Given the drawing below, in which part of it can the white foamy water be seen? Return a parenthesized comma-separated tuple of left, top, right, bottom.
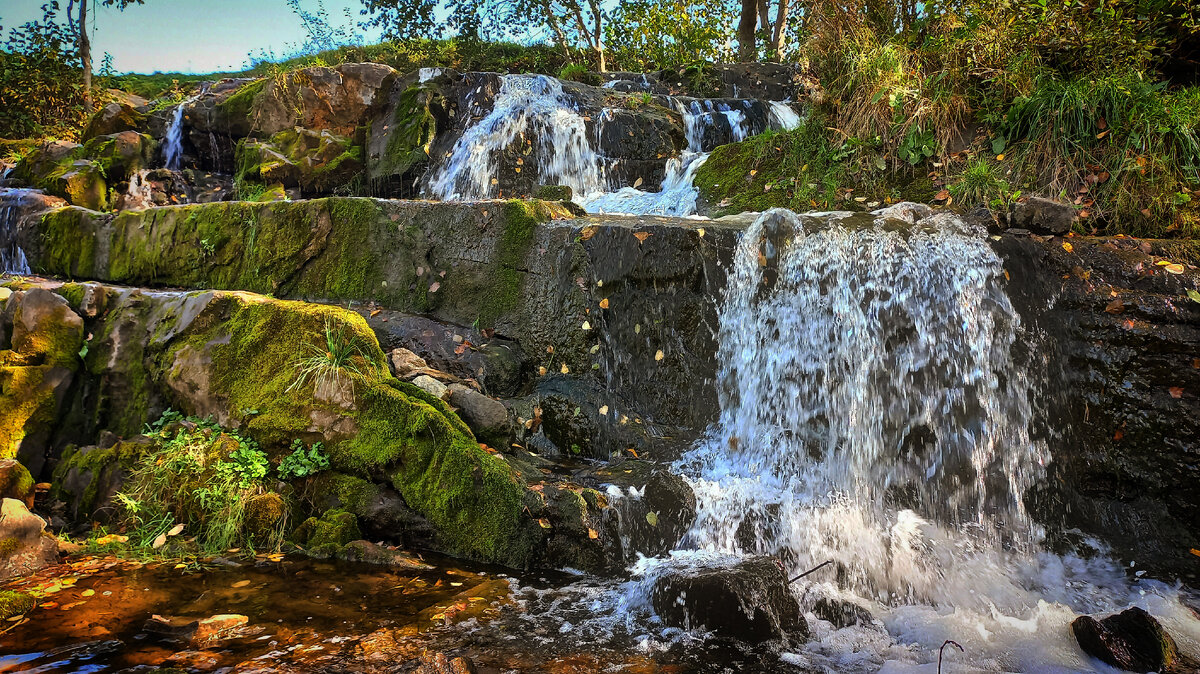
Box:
(429, 76, 775, 216)
(162, 86, 208, 170)
(769, 101, 803, 130)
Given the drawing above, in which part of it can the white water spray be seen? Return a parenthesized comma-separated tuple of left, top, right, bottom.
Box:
(1, 189, 35, 275)
(768, 101, 803, 130)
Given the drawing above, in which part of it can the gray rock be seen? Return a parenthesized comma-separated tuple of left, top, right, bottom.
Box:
(447, 384, 509, 443)
(1009, 196, 1077, 234)
(412, 374, 448, 399)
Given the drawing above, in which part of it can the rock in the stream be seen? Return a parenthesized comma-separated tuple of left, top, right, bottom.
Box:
(1071, 607, 1179, 672)
(1008, 196, 1077, 235)
(414, 651, 477, 674)
(447, 384, 508, 443)
(0, 498, 59, 580)
(389, 347, 429, 377)
(577, 460, 696, 562)
(412, 374, 449, 399)
(810, 596, 875, 629)
(340, 540, 432, 570)
(145, 613, 251, 646)
(651, 556, 808, 643)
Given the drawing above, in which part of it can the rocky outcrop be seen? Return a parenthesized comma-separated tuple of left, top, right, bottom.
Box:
(997, 233, 1200, 579)
(12, 133, 158, 211)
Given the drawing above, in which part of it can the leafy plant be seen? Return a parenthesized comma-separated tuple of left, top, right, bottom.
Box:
(898, 127, 937, 165)
(278, 439, 331, 480)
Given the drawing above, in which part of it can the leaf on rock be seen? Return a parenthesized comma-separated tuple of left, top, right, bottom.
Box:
(599, 298, 609, 309)
(1105, 299, 1124, 314)
(588, 528, 599, 539)
(654, 349, 664, 361)
(645, 512, 659, 527)
(1062, 242, 1074, 253)
(580, 225, 599, 241)
(538, 518, 552, 529)
(633, 231, 651, 243)
(1169, 387, 1183, 399)
(1164, 263, 1184, 274)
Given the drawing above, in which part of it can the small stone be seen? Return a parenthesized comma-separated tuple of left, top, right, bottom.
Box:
(412, 375, 449, 399)
(192, 614, 249, 644)
(389, 348, 428, 377)
(447, 385, 508, 441)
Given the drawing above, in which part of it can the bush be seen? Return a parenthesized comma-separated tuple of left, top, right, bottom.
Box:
(278, 439, 331, 480)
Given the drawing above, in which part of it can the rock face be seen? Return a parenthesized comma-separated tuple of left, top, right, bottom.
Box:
(1071, 607, 1179, 672)
(0, 497, 59, 579)
(651, 556, 808, 643)
(997, 233, 1200, 579)
(1008, 196, 1077, 234)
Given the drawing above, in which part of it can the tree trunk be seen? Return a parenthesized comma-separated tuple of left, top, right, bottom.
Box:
(738, 0, 757, 62)
(80, 0, 92, 108)
(770, 0, 791, 62)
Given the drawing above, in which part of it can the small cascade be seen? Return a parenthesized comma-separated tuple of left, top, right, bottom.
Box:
(163, 86, 209, 170)
(1, 189, 35, 275)
(122, 169, 157, 210)
(428, 75, 604, 201)
(767, 101, 803, 130)
(418, 67, 443, 83)
(578, 99, 753, 217)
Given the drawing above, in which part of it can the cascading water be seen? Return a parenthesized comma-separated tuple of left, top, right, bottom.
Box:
(768, 101, 803, 131)
(578, 99, 750, 217)
(428, 75, 604, 201)
(1, 189, 34, 275)
(162, 87, 208, 170)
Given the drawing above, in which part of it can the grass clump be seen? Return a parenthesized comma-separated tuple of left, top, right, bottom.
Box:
(286, 316, 370, 395)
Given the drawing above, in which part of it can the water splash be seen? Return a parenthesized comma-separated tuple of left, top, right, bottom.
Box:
(428, 75, 604, 201)
(163, 86, 208, 170)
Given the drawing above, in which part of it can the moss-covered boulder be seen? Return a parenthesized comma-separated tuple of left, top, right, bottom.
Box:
(0, 288, 84, 473)
(243, 492, 288, 540)
(293, 509, 362, 556)
(82, 100, 148, 141)
(0, 459, 34, 508)
(0, 497, 58, 580)
(0, 589, 35, 619)
(366, 84, 440, 195)
(51, 438, 154, 522)
(235, 128, 363, 196)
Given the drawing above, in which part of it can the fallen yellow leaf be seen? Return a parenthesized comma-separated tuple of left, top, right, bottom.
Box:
(599, 298, 609, 309)
(1062, 242, 1074, 253)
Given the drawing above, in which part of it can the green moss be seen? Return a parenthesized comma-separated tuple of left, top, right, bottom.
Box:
(372, 86, 438, 181)
(0, 538, 21, 558)
(533, 185, 573, 201)
(216, 79, 267, 124)
(293, 508, 361, 555)
(79, 133, 156, 183)
(37, 208, 102, 278)
(0, 590, 34, 619)
(315, 472, 381, 514)
(472, 199, 549, 329)
(243, 492, 287, 539)
(0, 459, 34, 502)
(51, 440, 149, 518)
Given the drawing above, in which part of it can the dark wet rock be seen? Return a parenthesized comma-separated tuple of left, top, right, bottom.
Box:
(1008, 196, 1077, 234)
(51, 437, 154, 522)
(362, 307, 525, 398)
(0, 459, 34, 508)
(999, 234, 1200, 579)
(1071, 607, 1179, 672)
(575, 459, 696, 563)
(651, 556, 809, 643)
(145, 613, 251, 646)
(810, 596, 875, 629)
(0, 497, 59, 580)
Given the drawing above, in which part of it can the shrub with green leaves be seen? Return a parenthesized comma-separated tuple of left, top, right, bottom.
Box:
(278, 439, 331, 480)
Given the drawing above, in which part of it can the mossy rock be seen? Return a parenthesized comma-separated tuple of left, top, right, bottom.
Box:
(51, 438, 153, 521)
(294, 508, 361, 556)
(533, 185, 573, 201)
(244, 492, 287, 540)
(0, 460, 34, 507)
(368, 84, 439, 189)
(13, 132, 156, 210)
(0, 590, 34, 619)
(235, 128, 363, 196)
(82, 100, 148, 141)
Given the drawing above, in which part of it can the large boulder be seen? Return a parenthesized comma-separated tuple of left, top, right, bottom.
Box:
(0, 459, 34, 508)
(651, 556, 808, 643)
(0, 498, 59, 579)
(235, 127, 364, 196)
(1008, 196, 1077, 234)
(82, 99, 148, 141)
(0, 288, 84, 474)
(1071, 607, 1179, 672)
(11, 132, 156, 210)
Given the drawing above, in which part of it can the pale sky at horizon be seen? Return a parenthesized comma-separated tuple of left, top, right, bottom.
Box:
(0, 0, 381, 74)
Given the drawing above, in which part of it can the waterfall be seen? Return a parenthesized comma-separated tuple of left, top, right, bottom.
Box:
(162, 87, 208, 170)
(1, 189, 34, 275)
(681, 208, 1045, 603)
(578, 99, 752, 217)
(428, 75, 604, 201)
(768, 101, 803, 130)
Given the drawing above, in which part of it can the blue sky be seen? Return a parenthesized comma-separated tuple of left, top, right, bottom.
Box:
(0, 0, 381, 74)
